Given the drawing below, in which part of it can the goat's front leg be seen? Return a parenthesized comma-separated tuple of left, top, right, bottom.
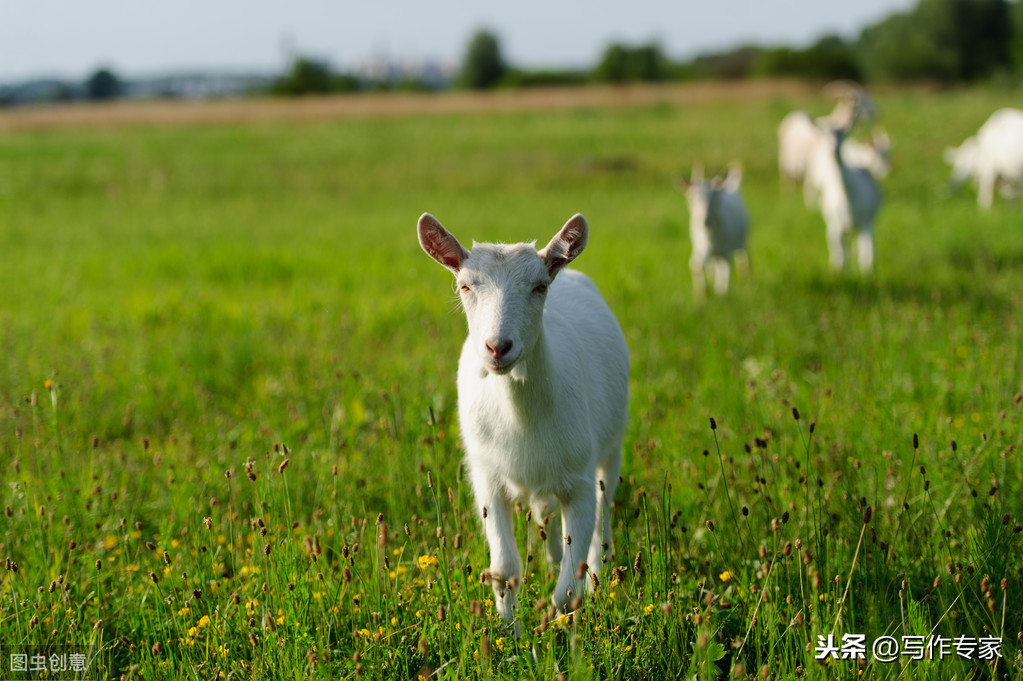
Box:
(977, 168, 996, 210)
(826, 222, 847, 270)
(552, 478, 596, 614)
(713, 258, 731, 296)
(690, 257, 707, 303)
(474, 472, 521, 631)
(856, 227, 874, 272)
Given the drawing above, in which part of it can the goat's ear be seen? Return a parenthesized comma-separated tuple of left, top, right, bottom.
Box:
(723, 161, 743, 192)
(691, 164, 705, 185)
(539, 213, 588, 277)
(873, 128, 890, 149)
(418, 213, 469, 274)
(675, 175, 691, 191)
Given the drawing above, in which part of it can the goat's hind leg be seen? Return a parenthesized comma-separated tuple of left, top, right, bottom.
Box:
(530, 495, 562, 566)
(589, 455, 621, 573)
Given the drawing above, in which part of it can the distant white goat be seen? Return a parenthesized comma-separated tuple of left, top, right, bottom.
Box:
(778, 82, 879, 204)
(418, 213, 630, 633)
(804, 127, 892, 208)
(778, 110, 821, 186)
(842, 128, 892, 180)
(944, 107, 1023, 209)
(678, 163, 750, 301)
(807, 125, 883, 271)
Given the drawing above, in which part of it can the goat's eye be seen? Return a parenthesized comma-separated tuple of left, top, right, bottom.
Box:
(460, 284, 471, 293)
(533, 283, 548, 294)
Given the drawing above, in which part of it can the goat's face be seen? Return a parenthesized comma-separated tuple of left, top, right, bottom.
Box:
(457, 246, 550, 374)
(944, 137, 980, 190)
(418, 213, 589, 376)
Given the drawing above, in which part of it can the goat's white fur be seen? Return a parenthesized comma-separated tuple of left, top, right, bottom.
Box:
(807, 125, 883, 271)
(678, 163, 750, 301)
(803, 127, 891, 208)
(944, 108, 1023, 210)
(418, 213, 630, 633)
(777, 82, 881, 207)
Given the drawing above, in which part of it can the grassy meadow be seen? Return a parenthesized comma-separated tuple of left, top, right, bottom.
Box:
(1, 83, 1022, 680)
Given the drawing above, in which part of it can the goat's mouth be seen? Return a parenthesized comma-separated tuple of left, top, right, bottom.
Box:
(485, 354, 521, 375)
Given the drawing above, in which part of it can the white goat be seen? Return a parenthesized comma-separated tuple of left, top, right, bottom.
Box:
(804, 127, 892, 208)
(778, 110, 821, 186)
(678, 163, 750, 301)
(807, 125, 882, 271)
(944, 107, 1023, 209)
(418, 213, 630, 632)
(777, 83, 880, 206)
(842, 128, 892, 180)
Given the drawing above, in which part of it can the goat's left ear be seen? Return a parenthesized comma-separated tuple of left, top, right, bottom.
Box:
(418, 213, 470, 274)
(723, 161, 743, 192)
(539, 213, 588, 277)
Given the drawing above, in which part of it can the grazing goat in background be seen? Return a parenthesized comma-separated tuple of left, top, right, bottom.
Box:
(777, 81, 883, 207)
(678, 163, 750, 302)
(804, 127, 892, 208)
(944, 107, 1023, 209)
(808, 125, 882, 271)
(418, 213, 630, 635)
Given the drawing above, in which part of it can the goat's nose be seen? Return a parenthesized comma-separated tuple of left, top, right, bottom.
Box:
(485, 338, 513, 360)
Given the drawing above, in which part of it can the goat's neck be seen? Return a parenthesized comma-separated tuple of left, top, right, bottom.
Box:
(832, 135, 856, 190)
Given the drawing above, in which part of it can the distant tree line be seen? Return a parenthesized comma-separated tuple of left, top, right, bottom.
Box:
(489, 0, 1021, 87)
(2, 0, 1020, 107)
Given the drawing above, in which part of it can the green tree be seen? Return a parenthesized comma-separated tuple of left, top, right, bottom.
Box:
(272, 57, 333, 95)
(859, 0, 1013, 82)
(595, 44, 631, 83)
(594, 42, 669, 83)
(754, 35, 862, 81)
(460, 29, 507, 89)
(85, 68, 122, 100)
(1015, 0, 1023, 71)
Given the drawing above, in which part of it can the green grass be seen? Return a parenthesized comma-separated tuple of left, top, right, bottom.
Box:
(1, 84, 1021, 680)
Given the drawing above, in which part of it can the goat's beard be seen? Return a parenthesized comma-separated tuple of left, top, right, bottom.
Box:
(479, 360, 528, 382)
(510, 361, 527, 382)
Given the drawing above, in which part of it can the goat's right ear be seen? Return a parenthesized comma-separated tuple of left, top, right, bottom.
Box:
(418, 213, 470, 274)
(539, 213, 588, 277)
(723, 161, 743, 192)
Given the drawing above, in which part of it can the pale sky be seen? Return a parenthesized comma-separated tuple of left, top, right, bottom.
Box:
(0, 0, 919, 82)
